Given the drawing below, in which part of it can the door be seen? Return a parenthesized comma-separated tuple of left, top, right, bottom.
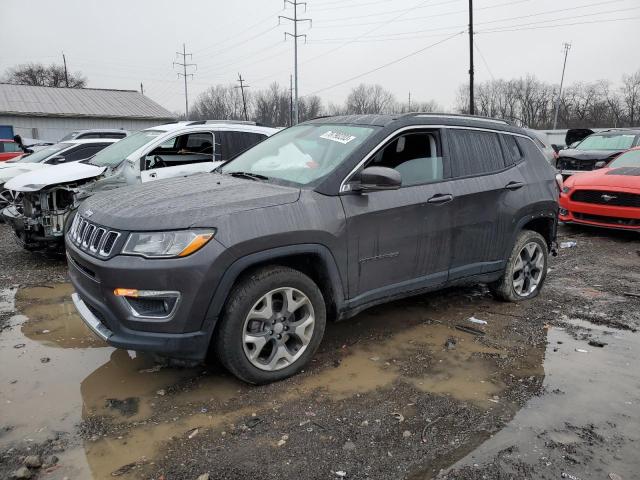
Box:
(444, 128, 525, 279)
(141, 131, 217, 182)
(340, 129, 453, 303)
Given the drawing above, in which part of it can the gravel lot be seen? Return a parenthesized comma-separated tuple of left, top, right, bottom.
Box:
(0, 222, 638, 480)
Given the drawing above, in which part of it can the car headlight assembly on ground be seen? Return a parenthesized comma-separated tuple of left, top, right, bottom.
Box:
(122, 229, 215, 258)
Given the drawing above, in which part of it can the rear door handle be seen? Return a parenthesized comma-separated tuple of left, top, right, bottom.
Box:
(505, 181, 525, 190)
(427, 193, 453, 204)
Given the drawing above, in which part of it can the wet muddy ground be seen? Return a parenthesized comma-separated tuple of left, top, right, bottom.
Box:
(0, 223, 638, 480)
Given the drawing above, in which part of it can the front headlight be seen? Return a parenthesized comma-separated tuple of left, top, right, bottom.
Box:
(122, 229, 215, 258)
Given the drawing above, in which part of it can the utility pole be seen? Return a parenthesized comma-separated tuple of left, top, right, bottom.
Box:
(468, 0, 474, 115)
(553, 42, 572, 130)
(62, 52, 69, 87)
(290, 74, 294, 126)
(279, 0, 311, 125)
(408, 91, 412, 111)
(140, 82, 144, 95)
(235, 73, 250, 121)
(173, 43, 196, 120)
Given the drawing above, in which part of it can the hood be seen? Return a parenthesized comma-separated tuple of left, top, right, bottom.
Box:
(558, 149, 623, 162)
(4, 162, 106, 192)
(80, 173, 301, 231)
(0, 163, 49, 183)
(565, 128, 594, 146)
(566, 167, 640, 189)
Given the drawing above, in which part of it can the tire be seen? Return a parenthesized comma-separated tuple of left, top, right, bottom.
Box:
(214, 266, 326, 384)
(489, 230, 549, 302)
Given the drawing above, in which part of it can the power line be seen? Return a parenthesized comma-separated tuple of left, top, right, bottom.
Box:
(305, 31, 464, 96)
(174, 43, 196, 119)
(279, 0, 312, 125)
(478, 13, 640, 34)
(473, 39, 495, 81)
(235, 73, 250, 121)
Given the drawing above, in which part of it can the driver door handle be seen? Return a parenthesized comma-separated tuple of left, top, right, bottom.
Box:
(427, 193, 453, 204)
(505, 181, 525, 190)
(149, 172, 157, 178)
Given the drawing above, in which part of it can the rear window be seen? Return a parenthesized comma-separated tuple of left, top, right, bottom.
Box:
(449, 129, 504, 177)
(501, 134, 523, 166)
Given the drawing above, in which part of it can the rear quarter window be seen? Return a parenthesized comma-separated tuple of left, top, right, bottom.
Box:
(448, 129, 504, 177)
(500, 134, 523, 167)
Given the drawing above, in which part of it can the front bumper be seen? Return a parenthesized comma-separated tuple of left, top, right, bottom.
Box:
(67, 234, 230, 360)
(559, 192, 640, 231)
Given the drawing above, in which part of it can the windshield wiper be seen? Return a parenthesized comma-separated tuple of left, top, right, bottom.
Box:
(226, 171, 269, 181)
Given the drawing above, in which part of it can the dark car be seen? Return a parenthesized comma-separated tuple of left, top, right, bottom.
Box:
(66, 114, 559, 384)
(556, 128, 640, 177)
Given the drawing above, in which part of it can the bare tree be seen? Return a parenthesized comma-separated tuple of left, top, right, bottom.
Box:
(3, 62, 87, 88)
(299, 95, 323, 122)
(345, 84, 396, 114)
(621, 70, 640, 126)
(395, 99, 441, 114)
(253, 83, 291, 127)
(190, 85, 247, 121)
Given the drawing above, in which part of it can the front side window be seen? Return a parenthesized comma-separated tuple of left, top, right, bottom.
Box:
(449, 129, 504, 177)
(220, 124, 379, 186)
(577, 133, 637, 151)
(143, 132, 215, 170)
(62, 144, 109, 162)
(608, 149, 640, 168)
(89, 130, 163, 167)
(365, 131, 443, 186)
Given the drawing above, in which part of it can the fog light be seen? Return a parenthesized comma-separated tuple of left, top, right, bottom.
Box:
(559, 208, 568, 216)
(114, 289, 180, 318)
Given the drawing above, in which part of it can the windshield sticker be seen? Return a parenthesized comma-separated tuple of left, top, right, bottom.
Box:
(320, 131, 356, 144)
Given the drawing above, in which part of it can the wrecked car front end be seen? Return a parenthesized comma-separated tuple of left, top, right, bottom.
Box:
(2, 179, 97, 249)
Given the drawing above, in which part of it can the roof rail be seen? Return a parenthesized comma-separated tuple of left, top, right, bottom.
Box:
(410, 112, 511, 125)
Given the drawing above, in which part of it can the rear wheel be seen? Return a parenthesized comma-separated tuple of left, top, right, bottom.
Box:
(214, 266, 326, 384)
(489, 230, 548, 302)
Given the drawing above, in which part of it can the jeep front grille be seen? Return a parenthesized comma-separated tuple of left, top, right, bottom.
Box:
(68, 215, 121, 257)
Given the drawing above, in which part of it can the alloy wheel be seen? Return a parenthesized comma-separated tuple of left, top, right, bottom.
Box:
(242, 287, 315, 371)
(0, 189, 20, 211)
(512, 242, 545, 296)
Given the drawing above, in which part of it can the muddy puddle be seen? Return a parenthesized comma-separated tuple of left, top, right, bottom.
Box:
(4, 281, 634, 480)
(436, 318, 640, 480)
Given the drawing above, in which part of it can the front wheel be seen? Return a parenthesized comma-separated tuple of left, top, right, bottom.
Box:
(489, 230, 548, 302)
(214, 266, 326, 384)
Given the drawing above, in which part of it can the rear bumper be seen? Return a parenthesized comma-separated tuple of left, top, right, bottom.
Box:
(559, 192, 640, 231)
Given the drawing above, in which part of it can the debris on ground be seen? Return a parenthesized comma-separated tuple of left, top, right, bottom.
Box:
(197, 474, 210, 480)
(575, 348, 589, 353)
(561, 473, 583, 480)
(40, 357, 50, 363)
(13, 343, 25, 349)
(11, 466, 32, 479)
(391, 412, 405, 423)
(444, 337, 457, 350)
(342, 441, 356, 451)
(334, 471, 347, 477)
(468, 316, 488, 325)
(608, 473, 622, 480)
(560, 241, 578, 248)
(455, 325, 486, 336)
(588, 339, 607, 348)
(23, 455, 41, 468)
(245, 417, 262, 428)
(623, 292, 640, 298)
(188, 428, 199, 439)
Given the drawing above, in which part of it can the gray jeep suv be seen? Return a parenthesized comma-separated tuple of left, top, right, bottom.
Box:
(66, 114, 559, 384)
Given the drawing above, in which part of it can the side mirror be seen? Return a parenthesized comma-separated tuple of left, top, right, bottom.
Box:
(594, 161, 607, 169)
(47, 156, 65, 165)
(551, 144, 561, 154)
(356, 166, 401, 192)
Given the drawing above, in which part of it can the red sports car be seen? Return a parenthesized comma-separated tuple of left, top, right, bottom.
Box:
(559, 147, 640, 231)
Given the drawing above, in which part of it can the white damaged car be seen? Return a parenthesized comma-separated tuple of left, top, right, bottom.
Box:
(2, 121, 277, 250)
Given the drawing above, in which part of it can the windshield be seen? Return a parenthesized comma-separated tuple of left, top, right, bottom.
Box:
(220, 124, 379, 185)
(17, 143, 73, 163)
(89, 130, 163, 167)
(577, 133, 637, 151)
(608, 149, 640, 168)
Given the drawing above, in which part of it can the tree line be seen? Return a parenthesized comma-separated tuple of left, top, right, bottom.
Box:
(4, 62, 639, 129)
(456, 71, 640, 129)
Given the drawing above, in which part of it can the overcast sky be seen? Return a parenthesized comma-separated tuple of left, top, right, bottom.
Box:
(2, 0, 639, 114)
